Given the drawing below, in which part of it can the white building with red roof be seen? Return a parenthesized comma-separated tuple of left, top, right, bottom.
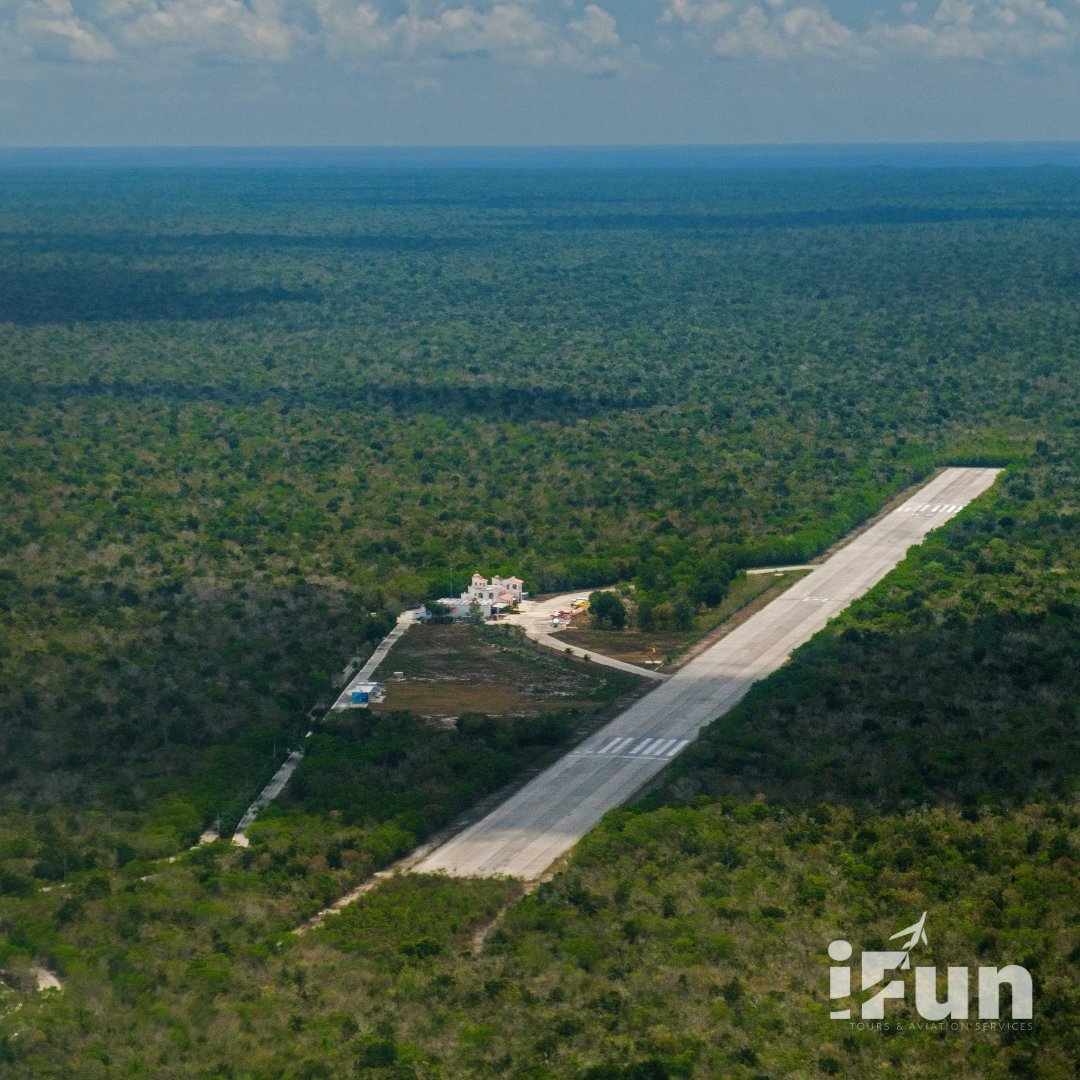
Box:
(421, 573, 527, 621)
(465, 573, 525, 608)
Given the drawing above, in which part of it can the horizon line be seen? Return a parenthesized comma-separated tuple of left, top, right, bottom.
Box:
(4, 142, 1080, 171)
(4, 139, 1080, 150)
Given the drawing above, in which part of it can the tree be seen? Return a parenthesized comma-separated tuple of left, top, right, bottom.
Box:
(589, 591, 626, 630)
(673, 596, 695, 632)
(427, 601, 452, 624)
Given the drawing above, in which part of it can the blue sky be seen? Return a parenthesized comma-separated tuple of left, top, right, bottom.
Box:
(2, 0, 1079, 145)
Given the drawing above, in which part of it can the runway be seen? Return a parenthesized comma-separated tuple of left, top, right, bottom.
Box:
(412, 467, 1001, 880)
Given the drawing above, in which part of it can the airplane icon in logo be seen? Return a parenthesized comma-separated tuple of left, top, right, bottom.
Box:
(888, 911, 928, 969)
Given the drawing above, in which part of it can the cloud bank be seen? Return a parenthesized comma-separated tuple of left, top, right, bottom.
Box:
(1, 0, 1077, 77)
(0, 0, 643, 74)
(662, 0, 1078, 62)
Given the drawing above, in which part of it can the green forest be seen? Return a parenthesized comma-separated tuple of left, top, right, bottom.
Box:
(0, 164, 1078, 1077)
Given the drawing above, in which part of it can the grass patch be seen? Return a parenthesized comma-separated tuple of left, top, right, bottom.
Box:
(373, 681, 607, 719)
(369, 622, 641, 720)
(558, 571, 810, 669)
(376, 682, 532, 717)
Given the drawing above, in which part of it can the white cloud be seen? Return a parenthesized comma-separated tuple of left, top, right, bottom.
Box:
(570, 4, 618, 47)
(661, 0, 734, 24)
(662, 0, 866, 59)
(14, 0, 118, 60)
(714, 6, 788, 57)
(867, 0, 1072, 59)
(660, 0, 1076, 62)
(311, 0, 390, 54)
(356, 2, 643, 75)
(558, 4, 647, 73)
(688, 2, 867, 59)
(0, 0, 642, 74)
(115, 0, 294, 60)
(395, 4, 548, 56)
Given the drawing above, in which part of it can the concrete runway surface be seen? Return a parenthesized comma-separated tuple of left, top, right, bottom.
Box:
(412, 468, 1001, 880)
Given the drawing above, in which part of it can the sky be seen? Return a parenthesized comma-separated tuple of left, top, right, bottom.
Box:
(1, 0, 1079, 146)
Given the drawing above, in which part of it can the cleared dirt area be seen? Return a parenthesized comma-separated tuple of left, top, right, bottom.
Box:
(557, 570, 810, 670)
(369, 622, 641, 722)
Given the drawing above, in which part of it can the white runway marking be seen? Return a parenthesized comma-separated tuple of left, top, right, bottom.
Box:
(596, 736, 635, 755)
(596, 737, 621, 753)
(574, 737, 689, 761)
(900, 502, 962, 515)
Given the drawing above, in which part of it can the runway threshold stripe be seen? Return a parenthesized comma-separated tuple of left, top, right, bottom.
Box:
(597, 737, 633, 755)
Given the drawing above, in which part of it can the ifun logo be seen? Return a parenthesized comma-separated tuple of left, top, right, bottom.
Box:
(829, 912, 1033, 1023)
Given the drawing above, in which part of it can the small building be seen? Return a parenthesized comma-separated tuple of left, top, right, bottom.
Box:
(349, 681, 385, 706)
(418, 573, 527, 622)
